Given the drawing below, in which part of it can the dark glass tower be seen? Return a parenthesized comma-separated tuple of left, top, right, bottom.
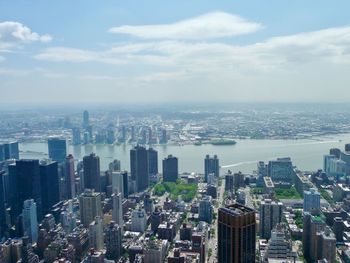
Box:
(130, 145, 149, 192)
(65, 154, 75, 199)
(148, 148, 158, 176)
(48, 138, 67, 163)
(39, 160, 60, 216)
(8, 159, 42, 220)
(1, 141, 19, 160)
(204, 154, 219, 182)
(83, 153, 101, 192)
(162, 155, 178, 182)
(218, 203, 256, 263)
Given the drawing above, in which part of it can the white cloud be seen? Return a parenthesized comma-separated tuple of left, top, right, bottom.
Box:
(109, 12, 262, 39)
(0, 21, 52, 51)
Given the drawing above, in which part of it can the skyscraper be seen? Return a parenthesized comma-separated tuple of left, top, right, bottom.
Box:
(122, 171, 129, 198)
(39, 160, 60, 216)
(105, 221, 122, 261)
(22, 199, 38, 244)
(83, 110, 89, 128)
(204, 155, 219, 183)
(8, 159, 42, 220)
(111, 172, 124, 197)
(79, 189, 102, 227)
(72, 127, 81, 145)
(48, 138, 67, 163)
(2, 142, 19, 160)
(148, 148, 158, 176)
(259, 199, 283, 239)
(303, 188, 321, 213)
(65, 154, 76, 199)
(303, 212, 325, 262)
(83, 153, 101, 192)
(218, 203, 256, 263)
(0, 171, 6, 236)
(89, 216, 104, 251)
(199, 195, 213, 224)
(130, 145, 149, 192)
(112, 192, 123, 227)
(162, 155, 178, 182)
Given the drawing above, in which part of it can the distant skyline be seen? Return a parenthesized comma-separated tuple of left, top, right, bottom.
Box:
(1, 0, 350, 104)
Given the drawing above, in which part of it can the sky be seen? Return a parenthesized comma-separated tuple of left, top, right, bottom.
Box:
(1, 0, 350, 105)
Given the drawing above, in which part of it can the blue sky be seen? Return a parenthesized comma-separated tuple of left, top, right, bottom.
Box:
(1, 0, 350, 105)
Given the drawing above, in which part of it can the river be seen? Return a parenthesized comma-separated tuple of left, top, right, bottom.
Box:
(19, 133, 350, 174)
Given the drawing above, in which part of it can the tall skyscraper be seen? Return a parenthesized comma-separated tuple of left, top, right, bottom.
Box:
(83, 110, 89, 128)
(79, 189, 102, 227)
(260, 199, 283, 239)
(83, 153, 101, 192)
(65, 154, 76, 199)
(130, 145, 149, 192)
(303, 212, 325, 262)
(148, 148, 158, 176)
(204, 155, 219, 183)
(22, 199, 38, 244)
(39, 160, 59, 216)
(162, 155, 178, 182)
(218, 203, 256, 263)
(303, 188, 321, 213)
(112, 192, 123, 227)
(0, 171, 6, 236)
(2, 142, 19, 160)
(72, 127, 81, 145)
(8, 159, 42, 220)
(111, 172, 124, 197)
(199, 195, 213, 224)
(89, 216, 104, 251)
(122, 171, 129, 198)
(48, 138, 67, 163)
(105, 221, 122, 262)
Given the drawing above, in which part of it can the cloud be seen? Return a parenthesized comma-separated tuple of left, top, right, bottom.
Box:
(109, 11, 262, 39)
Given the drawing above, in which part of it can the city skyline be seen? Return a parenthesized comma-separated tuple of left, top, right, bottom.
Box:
(1, 1, 350, 104)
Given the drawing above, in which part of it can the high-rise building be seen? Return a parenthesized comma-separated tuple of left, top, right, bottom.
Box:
(267, 157, 294, 182)
(111, 171, 124, 197)
(22, 199, 38, 244)
(199, 195, 213, 224)
(163, 155, 178, 182)
(72, 127, 81, 145)
(109, 159, 121, 172)
(260, 199, 283, 239)
(89, 216, 104, 251)
(83, 153, 101, 192)
(303, 212, 325, 262)
(0, 171, 6, 236)
(79, 189, 102, 227)
(1, 142, 19, 160)
(122, 171, 129, 198)
(130, 145, 149, 192)
(8, 159, 42, 220)
(39, 160, 59, 216)
(83, 110, 89, 128)
(160, 129, 168, 144)
(48, 138, 67, 163)
(303, 188, 321, 213)
(64, 154, 76, 199)
(105, 221, 122, 262)
(218, 203, 256, 263)
(148, 148, 158, 176)
(204, 155, 219, 183)
(130, 207, 147, 233)
(112, 192, 123, 227)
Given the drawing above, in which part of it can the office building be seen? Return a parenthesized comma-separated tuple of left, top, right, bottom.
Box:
(72, 127, 81, 145)
(303, 188, 321, 213)
(122, 171, 129, 198)
(163, 155, 178, 182)
(89, 216, 104, 251)
(199, 195, 213, 224)
(130, 207, 147, 233)
(83, 153, 101, 192)
(39, 160, 60, 216)
(267, 157, 294, 182)
(111, 171, 124, 197)
(260, 199, 283, 239)
(8, 159, 42, 220)
(204, 155, 219, 183)
(105, 221, 122, 261)
(225, 171, 234, 192)
(303, 212, 325, 262)
(64, 154, 76, 199)
(0, 171, 7, 236)
(1, 142, 19, 160)
(48, 138, 67, 163)
(130, 145, 149, 192)
(148, 148, 158, 176)
(218, 203, 256, 263)
(112, 192, 123, 227)
(22, 199, 38, 244)
(83, 110, 89, 128)
(79, 189, 102, 227)
(160, 129, 168, 144)
(144, 239, 168, 263)
(109, 159, 121, 172)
